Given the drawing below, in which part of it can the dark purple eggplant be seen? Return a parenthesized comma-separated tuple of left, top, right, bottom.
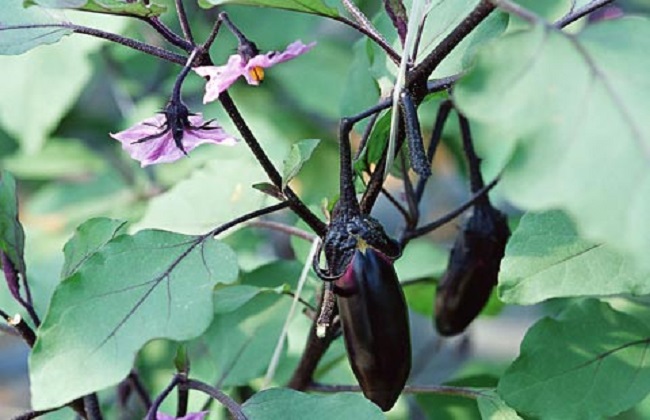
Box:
(336, 247, 411, 411)
(435, 203, 510, 336)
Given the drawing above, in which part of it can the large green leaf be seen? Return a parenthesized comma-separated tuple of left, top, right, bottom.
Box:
(29, 230, 238, 409)
(242, 388, 384, 419)
(498, 300, 650, 419)
(454, 18, 650, 272)
(0, 171, 26, 273)
(199, 0, 339, 18)
(0, 2, 71, 55)
(26, 0, 166, 17)
(499, 211, 650, 304)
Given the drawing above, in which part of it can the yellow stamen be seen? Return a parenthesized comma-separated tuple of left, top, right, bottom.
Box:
(249, 66, 265, 83)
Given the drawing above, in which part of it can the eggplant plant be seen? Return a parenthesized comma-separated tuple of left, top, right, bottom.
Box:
(1, 1, 650, 419)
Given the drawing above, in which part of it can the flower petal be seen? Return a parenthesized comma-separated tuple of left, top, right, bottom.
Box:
(247, 40, 316, 69)
(194, 55, 246, 103)
(111, 113, 237, 167)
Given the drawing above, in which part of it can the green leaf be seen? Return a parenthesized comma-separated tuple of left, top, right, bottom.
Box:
(26, 0, 166, 17)
(135, 154, 269, 235)
(477, 390, 522, 420)
(242, 388, 384, 419)
(199, 0, 339, 18)
(0, 14, 121, 153)
(189, 292, 290, 387)
(354, 111, 390, 175)
(498, 300, 650, 419)
(0, 2, 71, 55)
(453, 18, 650, 272)
(499, 211, 650, 305)
(282, 138, 320, 188)
(29, 230, 239, 410)
(2, 138, 106, 179)
(60, 217, 127, 279)
(0, 171, 25, 273)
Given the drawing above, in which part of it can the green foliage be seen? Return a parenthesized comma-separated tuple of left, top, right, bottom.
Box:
(198, 0, 340, 18)
(241, 388, 384, 419)
(498, 300, 650, 419)
(29, 227, 238, 409)
(454, 18, 650, 273)
(0, 171, 26, 272)
(25, 0, 166, 17)
(500, 211, 650, 304)
(476, 390, 521, 420)
(0, 2, 71, 55)
(282, 138, 320, 188)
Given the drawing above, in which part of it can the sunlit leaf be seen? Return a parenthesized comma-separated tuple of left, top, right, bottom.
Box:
(135, 155, 269, 235)
(242, 388, 384, 419)
(199, 0, 339, 18)
(30, 230, 238, 409)
(476, 390, 522, 420)
(26, 0, 166, 17)
(0, 2, 71, 55)
(498, 299, 650, 419)
(499, 211, 650, 304)
(454, 18, 650, 272)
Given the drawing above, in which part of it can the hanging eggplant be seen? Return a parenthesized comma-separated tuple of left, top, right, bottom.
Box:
(335, 246, 410, 411)
(434, 202, 510, 336)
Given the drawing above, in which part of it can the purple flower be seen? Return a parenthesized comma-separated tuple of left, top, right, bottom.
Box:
(194, 40, 316, 103)
(155, 411, 208, 420)
(111, 104, 237, 167)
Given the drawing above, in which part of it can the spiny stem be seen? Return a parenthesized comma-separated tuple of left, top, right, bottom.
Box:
(458, 113, 486, 195)
(408, 1, 495, 98)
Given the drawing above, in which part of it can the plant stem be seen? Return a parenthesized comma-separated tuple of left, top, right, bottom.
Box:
(408, 1, 495, 98)
(218, 92, 327, 236)
(332, 16, 401, 64)
(404, 177, 499, 241)
(83, 394, 103, 420)
(308, 383, 487, 399)
(174, 0, 195, 45)
(248, 220, 317, 242)
(288, 284, 340, 390)
(146, 376, 180, 420)
(141, 17, 193, 51)
(555, 0, 614, 27)
(182, 379, 247, 420)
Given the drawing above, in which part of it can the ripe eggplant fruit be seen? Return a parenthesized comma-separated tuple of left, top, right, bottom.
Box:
(435, 203, 510, 336)
(336, 247, 411, 411)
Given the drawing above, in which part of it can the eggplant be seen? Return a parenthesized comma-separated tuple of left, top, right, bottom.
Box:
(435, 203, 510, 336)
(336, 248, 411, 411)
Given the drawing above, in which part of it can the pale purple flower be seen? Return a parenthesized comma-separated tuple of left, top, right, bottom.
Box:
(111, 110, 237, 167)
(155, 411, 208, 420)
(194, 40, 316, 103)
